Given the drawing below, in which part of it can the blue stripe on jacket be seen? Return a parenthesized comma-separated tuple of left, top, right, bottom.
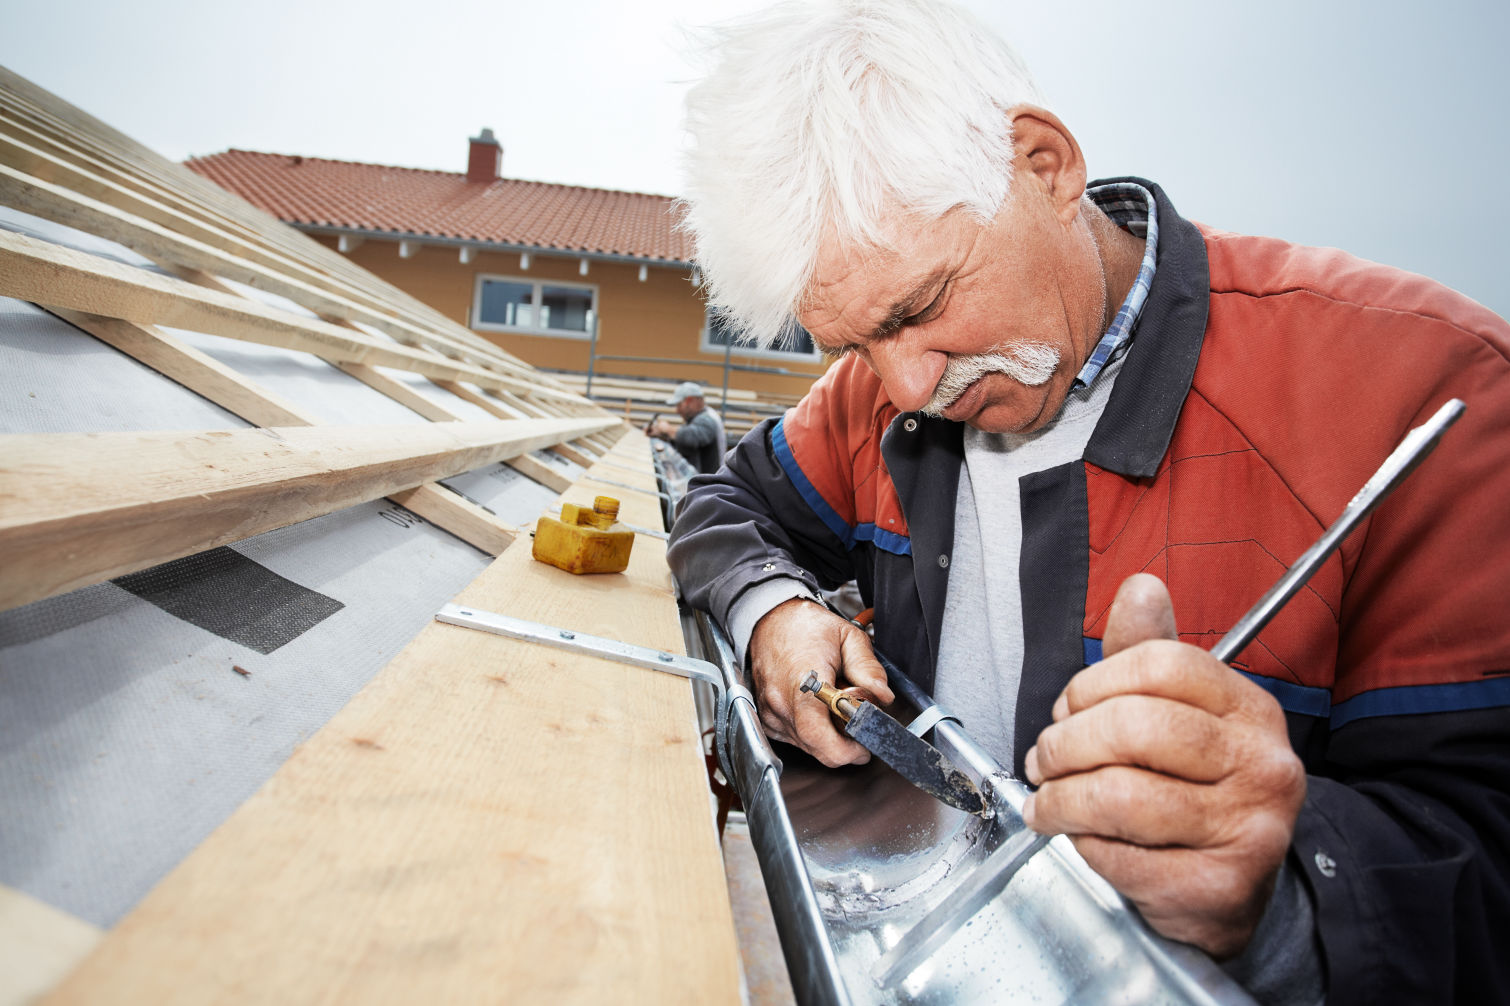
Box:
(1082, 637, 1509, 728)
(771, 418, 912, 556)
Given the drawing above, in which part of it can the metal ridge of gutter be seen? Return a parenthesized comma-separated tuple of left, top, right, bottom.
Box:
(297, 224, 697, 270)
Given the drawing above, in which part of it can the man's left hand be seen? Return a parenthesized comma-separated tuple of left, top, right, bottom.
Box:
(1022, 573, 1306, 959)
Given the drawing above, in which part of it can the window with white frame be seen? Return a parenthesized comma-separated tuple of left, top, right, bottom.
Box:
(700, 308, 820, 360)
(472, 275, 597, 339)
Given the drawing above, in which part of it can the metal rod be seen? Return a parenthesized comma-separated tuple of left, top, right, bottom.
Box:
(1212, 397, 1465, 663)
(721, 332, 734, 411)
(584, 313, 600, 397)
(434, 603, 723, 700)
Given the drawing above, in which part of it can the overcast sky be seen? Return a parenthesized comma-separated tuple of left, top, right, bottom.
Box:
(3, 0, 1507, 317)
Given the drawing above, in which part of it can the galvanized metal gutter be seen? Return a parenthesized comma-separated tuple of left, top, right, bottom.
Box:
(653, 443, 1254, 1006)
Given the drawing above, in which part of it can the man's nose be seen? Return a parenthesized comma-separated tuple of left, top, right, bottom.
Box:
(865, 338, 946, 413)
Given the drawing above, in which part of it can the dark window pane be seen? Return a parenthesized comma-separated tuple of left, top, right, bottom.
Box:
(479, 280, 534, 328)
(783, 325, 815, 355)
(707, 312, 737, 347)
(707, 313, 814, 355)
(539, 285, 594, 333)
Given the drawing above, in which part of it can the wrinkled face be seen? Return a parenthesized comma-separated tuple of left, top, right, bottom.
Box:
(798, 178, 1108, 434)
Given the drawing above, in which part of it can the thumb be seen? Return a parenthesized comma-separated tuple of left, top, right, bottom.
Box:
(837, 626, 894, 705)
(1102, 573, 1178, 658)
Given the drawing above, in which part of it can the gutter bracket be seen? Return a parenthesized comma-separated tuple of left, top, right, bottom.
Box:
(435, 603, 723, 702)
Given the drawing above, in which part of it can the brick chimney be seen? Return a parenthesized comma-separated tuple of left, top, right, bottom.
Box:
(467, 127, 502, 183)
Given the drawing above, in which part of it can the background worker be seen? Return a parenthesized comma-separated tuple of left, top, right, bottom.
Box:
(649, 381, 727, 474)
(666, 2, 1510, 1004)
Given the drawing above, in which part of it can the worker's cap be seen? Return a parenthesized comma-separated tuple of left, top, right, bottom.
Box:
(666, 381, 703, 405)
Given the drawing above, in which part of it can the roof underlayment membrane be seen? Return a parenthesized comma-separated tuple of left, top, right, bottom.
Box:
(0, 207, 580, 927)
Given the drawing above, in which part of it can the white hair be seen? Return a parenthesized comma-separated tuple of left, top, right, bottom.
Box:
(679, 0, 1047, 349)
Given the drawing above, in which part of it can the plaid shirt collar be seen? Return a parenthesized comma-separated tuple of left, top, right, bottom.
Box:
(1073, 181, 1159, 388)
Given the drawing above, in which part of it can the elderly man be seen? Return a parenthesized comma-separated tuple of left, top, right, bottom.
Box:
(650, 381, 727, 474)
(666, 1, 1510, 1003)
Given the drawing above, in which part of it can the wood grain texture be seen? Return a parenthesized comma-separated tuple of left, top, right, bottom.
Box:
(0, 229, 586, 406)
(48, 311, 555, 560)
(503, 452, 574, 494)
(0, 417, 612, 610)
(0, 140, 557, 382)
(0, 157, 508, 373)
(336, 364, 471, 423)
(49, 308, 322, 428)
(388, 483, 517, 556)
(552, 443, 598, 468)
(44, 433, 742, 1004)
(430, 379, 530, 420)
(0, 69, 523, 365)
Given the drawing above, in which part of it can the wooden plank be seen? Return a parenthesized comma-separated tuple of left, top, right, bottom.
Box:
(0, 73, 545, 371)
(389, 483, 517, 557)
(49, 308, 322, 428)
(492, 389, 555, 419)
(0, 128, 560, 382)
(0, 228, 588, 406)
(501, 452, 574, 494)
(430, 379, 530, 420)
(0, 416, 612, 610)
(43, 433, 741, 1004)
(323, 369, 583, 498)
(0, 135, 483, 368)
(46, 311, 547, 557)
(0, 78, 473, 349)
(0, 885, 102, 1006)
(335, 363, 467, 423)
(552, 443, 598, 468)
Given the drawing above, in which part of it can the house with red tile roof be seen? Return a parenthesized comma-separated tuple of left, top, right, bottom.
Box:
(186, 131, 828, 401)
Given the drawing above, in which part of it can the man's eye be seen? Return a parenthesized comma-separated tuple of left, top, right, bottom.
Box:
(905, 284, 949, 326)
(819, 342, 858, 361)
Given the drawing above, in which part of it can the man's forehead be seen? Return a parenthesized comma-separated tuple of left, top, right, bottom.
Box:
(803, 218, 963, 331)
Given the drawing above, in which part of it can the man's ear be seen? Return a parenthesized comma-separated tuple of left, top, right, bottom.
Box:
(1009, 106, 1087, 226)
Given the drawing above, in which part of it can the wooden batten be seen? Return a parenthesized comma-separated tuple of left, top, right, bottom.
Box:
(501, 452, 574, 493)
(0, 417, 612, 610)
(552, 442, 599, 468)
(0, 228, 586, 406)
(52, 308, 322, 428)
(388, 483, 518, 556)
(0, 133, 512, 371)
(431, 378, 530, 420)
(336, 363, 467, 423)
(48, 310, 562, 556)
(0, 70, 525, 367)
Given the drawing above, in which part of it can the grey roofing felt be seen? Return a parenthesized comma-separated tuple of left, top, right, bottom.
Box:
(0, 211, 576, 926)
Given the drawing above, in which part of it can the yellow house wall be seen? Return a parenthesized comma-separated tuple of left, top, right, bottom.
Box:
(315, 236, 828, 400)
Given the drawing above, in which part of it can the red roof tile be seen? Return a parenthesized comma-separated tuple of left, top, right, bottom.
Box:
(185, 149, 692, 263)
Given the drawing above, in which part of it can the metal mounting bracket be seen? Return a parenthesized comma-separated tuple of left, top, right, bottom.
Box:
(905, 703, 960, 739)
(435, 602, 727, 703)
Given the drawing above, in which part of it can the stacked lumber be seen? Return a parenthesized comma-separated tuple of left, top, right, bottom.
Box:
(550, 370, 801, 442)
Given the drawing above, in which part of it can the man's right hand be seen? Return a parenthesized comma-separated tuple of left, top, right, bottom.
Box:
(748, 596, 895, 766)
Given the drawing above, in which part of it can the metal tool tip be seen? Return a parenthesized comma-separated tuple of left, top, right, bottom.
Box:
(799, 671, 819, 694)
